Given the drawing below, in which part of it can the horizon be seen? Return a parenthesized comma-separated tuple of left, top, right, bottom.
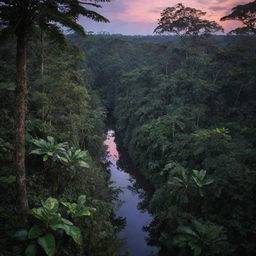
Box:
(79, 0, 249, 35)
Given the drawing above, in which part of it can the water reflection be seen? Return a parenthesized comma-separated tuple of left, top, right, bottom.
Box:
(104, 130, 157, 256)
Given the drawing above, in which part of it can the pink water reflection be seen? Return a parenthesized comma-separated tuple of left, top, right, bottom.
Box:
(104, 130, 119, 160)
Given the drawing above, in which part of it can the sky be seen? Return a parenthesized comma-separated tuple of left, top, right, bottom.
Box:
(79, 0, 249, 35)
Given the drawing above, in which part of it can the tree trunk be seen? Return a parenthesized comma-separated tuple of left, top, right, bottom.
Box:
(15, 33, 29, 219)
(40, 30, 45, 76)
(40, 30, 45, 120)
(172, 122, 175, 139)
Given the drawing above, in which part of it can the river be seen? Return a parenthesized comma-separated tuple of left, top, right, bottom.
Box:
(104, 130, 157, 256)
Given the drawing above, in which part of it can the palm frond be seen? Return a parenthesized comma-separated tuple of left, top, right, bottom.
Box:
(0, 26, 13, 40)
(46, 23, 67, 47)
(79, 8, 109, 23)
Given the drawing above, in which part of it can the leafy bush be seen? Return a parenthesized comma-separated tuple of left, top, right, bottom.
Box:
(14, 196, 94, 256)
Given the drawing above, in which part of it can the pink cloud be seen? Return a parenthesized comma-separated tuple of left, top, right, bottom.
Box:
(79, 0, 251, 34)
(108, 0, 250, 33)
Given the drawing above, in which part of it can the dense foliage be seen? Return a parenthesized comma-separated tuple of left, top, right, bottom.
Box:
(0, 38, 120, 255)
(1, 1, 256, 255)
(0, 0, 111, 218)
(73, 30, 256, 255)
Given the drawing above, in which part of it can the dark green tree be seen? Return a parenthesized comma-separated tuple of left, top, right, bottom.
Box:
(0, 0, 110, 219)
(221, 0, 256, 34)
(154, 3, 223, 36)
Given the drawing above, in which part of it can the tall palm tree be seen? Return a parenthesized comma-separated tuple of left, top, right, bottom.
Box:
(0, 0, 110, 219)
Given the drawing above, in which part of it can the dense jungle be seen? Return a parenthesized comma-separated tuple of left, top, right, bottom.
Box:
(1, 1, 256, 256)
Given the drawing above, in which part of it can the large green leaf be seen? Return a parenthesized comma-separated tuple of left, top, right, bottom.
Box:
(46, 136, 55, 144)
(60, 217, 74, 226)
(190, 243, 202, 256)
(52, 224, 82, 245)
(28, 225, 43, 239)
(30, 208, 48, 223)
(79, 161, 89, 168)
(43, 155, 49, 161)
(79, 195, 86, 204)
(42, 197, 59, 212)
(67, 225, 82, 245)
(77, 207, 96, 217)
(38, 234, 56, 256)
(25, 243, 37, 256)
(177, 226, 199, 239)
(30, 149, 44, 155)
(61, 202, 77, 215)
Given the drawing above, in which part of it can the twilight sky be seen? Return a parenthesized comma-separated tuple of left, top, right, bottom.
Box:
(79, 0, 249, 35)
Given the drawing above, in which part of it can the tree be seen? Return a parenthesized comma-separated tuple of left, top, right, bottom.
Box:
(221, 0, 256, 35)
(174, 220, 228, 256)
(154, 3, 223, 36)
(0, 0, 110, 219)
(14, 197, 95, 255)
